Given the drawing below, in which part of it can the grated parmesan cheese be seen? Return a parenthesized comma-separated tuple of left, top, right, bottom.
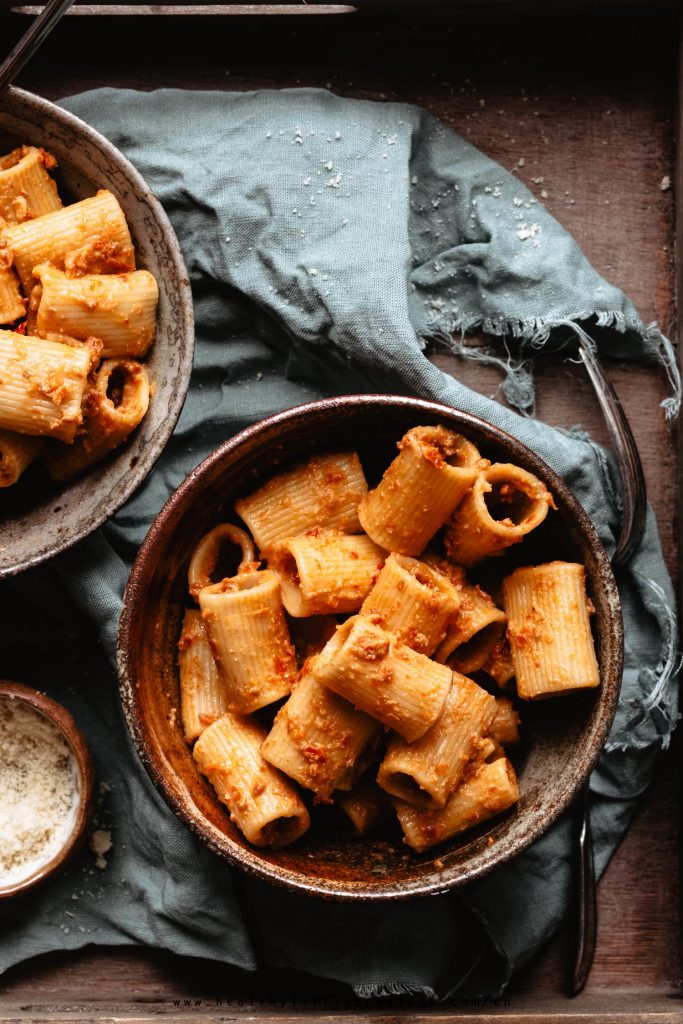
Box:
(0, 697, 80, 888)
(90, 829, 113, 870)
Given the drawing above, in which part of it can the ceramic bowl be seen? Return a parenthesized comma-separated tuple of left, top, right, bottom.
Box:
(0, 680, 95, 899)
(118, 395, 623, 900)
(0, 87, 194, 577)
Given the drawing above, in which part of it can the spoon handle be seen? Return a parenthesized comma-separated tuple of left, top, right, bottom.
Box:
(0, 0, 76, 93)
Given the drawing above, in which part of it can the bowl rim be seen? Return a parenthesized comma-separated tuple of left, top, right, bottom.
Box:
(0, 86, 195, 578)
(0, 680, 95, 899)
(118, 394, 624, 901)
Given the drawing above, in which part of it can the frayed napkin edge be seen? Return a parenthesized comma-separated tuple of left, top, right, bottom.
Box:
(419, 309, 681, 422)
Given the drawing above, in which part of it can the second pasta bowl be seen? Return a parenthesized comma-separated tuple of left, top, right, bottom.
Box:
(118, 395, 622, 900)
(0, 88, 194, 576)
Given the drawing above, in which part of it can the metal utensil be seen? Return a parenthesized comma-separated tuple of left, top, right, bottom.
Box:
(569, 337, 647, 996)
(578, 340, 647, 567)
(0, 0, 76, 92)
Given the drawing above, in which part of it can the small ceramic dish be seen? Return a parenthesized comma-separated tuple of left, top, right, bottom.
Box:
(0, 87, 194, 578)
(0, 680, 95, 899)
(118, 395, 623, 900)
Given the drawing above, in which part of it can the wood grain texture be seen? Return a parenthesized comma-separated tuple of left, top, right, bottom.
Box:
(0, 5, 679, 1016)
(0, 0, 677, 12)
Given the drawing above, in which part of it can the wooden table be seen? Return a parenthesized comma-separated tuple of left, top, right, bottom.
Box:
(0, 4, 680, 1021)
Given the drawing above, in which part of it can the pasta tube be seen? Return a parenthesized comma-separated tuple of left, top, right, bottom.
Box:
(336, 779, 391, 835)
(0, 329, 90, 442)
(33, 265, 158, 358)
(395, 757, 520, 853)
(199, 570, 296, 713)
(482, 635, 516, 688)
(312, 616, 452, 742)
(188, 523, 258, 599)
(358, 426, 484, 556)
(235, 451, 368, 553)
(503, 561, 600, 698)
(445, 463, 554, 566)
(269, 530, 386, 617)
(0, 259, 24, 325)
(377, 672, 497, 810)
(46, 358, 149, 480)
(478, 737, 500, 763)
(261, 659, 382, 801)
(194, 712, 310, 848)
(489, 697, 521, 746)
(360, 553, 460, 655)
(3, 190, 135, 292)
(0, 146, 62, 224)
(177, 610, 231, 744)
(0, 428, 42, 487)
(430, 564, 507, 675)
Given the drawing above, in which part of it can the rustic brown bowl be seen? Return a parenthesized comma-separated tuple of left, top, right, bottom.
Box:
(0, 681, 95, 899)
(118, 395, 623, 900)
(0, 87, 194, 578)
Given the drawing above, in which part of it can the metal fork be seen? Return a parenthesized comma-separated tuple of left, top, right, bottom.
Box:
(0, 0, 75, 92)
(569, 338, 647, 996)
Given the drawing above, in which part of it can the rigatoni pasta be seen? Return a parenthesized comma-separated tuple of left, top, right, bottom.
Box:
(503, 561, 600, 699)
(489, 698, 521, 746)
(360, 553, 460, 655)
(46, 357, 149, 480)
(235, 451, 368, 553)
(311, 616, 452, 742)
(482, 635, 516, 689)
(172, 425, 599, 855)
(358, 425, 484, 556)
(445, 463, 553, 566)
(0, 429, 42, 487)
(3, 189, 134, 293)
(0, 147, 62, 225)
(0, 329, 91, 442)
(261, 660, 381, 801)
(33, 265, 158, 357)
(336, 779, 391, 836)
(188, 523, 258, 599)
(178, 610, 230, 744)
(193, 712, 310, 848)
(429, 563, 507, 675)
(0, 260, 24, 325)
(377, 672, 496, 809)
(199, 570, 296, 713)
(0, 143, 159, 486)
(395, 757, 520, 852)
(269, 530, 385, 617)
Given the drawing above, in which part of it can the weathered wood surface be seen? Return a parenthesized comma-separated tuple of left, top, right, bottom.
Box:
(0, 6, 679, 1018)
(0, 0, 677, 14)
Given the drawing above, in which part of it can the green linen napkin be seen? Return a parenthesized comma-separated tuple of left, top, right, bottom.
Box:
(0, 88, 678, 1000)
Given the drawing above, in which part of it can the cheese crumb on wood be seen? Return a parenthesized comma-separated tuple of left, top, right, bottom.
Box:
(0, 697, 79, 888)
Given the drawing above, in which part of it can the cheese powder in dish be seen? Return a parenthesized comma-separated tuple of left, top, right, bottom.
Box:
(0, 696, 80, 889)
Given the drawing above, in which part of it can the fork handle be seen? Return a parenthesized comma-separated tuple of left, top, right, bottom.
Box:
(577, 340, 647, 567)
(0, 0, 76, 92)
(570, 783, 598, 995)
(569, 342, 646, 997)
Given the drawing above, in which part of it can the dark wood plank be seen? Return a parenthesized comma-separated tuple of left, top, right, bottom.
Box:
(0, 6, 678, 1014)
(0, 0, 677, 13)
(1, 992, 683, 1022)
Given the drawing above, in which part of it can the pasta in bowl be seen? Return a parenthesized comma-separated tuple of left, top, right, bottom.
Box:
(118, 395, 622, 900)
(0, 87, 194, 576)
